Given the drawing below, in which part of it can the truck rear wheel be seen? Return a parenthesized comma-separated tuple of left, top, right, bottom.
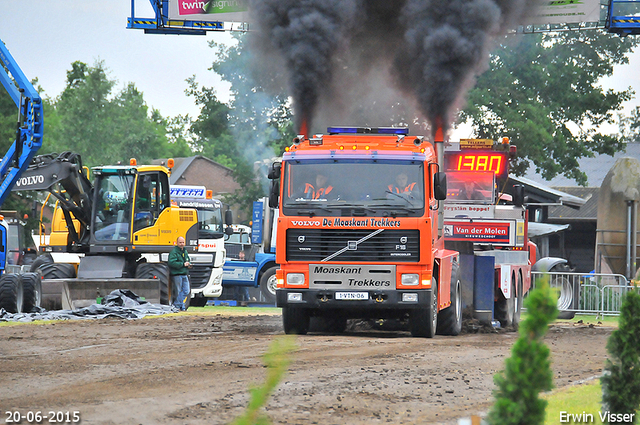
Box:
(21, 272, 42, 313)
(260, 266, 278, 304)
(282, 307, 310, 335)
(409, 278, 438, 338)
(437, 263, 462, 336)
(496, 275, 517, 328)
(0, 274, 24, 313)
(135, 263, 171, 305)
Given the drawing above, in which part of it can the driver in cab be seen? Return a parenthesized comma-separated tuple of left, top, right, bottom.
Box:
(304, 172, 335, 200)
(388, 173, 416, 194)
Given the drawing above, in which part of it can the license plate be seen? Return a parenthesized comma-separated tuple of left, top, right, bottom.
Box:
(335, 292, 369, 300)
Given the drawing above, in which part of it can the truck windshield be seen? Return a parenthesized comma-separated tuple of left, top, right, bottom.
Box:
(93, 174, 135, 241)
(172, 198, 224, 239)
(445, 171, 494, 204)
(282, 159, 424, 216)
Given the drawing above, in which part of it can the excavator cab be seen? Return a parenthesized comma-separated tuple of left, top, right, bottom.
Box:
(90, 165, 197, 252)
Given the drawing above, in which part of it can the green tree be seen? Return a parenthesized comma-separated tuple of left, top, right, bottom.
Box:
(462, 31, 639, 185)
(487, 280, 558, 425)
(601, 289, 640, 424)
(619, 106, 640, 143)
(190, 35, 295, 216)
(47, 60, 178, 167)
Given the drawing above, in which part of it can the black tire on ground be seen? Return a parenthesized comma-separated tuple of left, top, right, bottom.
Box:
(135, 263, 171, 305)
(495, 274, 517, 327)
(29, 254, 54, 273)
(0, 274, 24, 313)
(259, 266, 278, 304)
(409, 277, 438, 338)
(39, 263, 76, 279)
(551, 263, 576, 320)
(190, 296, 208, 307)
(437, 263, 462, 336)
(282, 307, 310, 335)
(21, 272, 42, 313)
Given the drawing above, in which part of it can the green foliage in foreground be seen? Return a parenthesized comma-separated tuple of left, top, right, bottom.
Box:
(230, 335, 297, 425)
(487, 280, 559, 425)
(601, 289, 640, 423)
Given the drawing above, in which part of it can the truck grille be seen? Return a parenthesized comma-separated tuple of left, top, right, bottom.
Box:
(189, 266, 212, 289)
(286, 229, 420, 263)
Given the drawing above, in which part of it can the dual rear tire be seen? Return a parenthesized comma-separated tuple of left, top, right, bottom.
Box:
(0, 272, 43, 313)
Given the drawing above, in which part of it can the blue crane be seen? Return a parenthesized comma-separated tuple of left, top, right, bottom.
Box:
(0, 40, 44, 274)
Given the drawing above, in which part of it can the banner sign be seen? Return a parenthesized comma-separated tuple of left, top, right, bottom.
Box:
(168, 0, 250, 22)
(526, 0, 602, 25)
(444, 204, 495, 219)
(444, 220, 513, 245)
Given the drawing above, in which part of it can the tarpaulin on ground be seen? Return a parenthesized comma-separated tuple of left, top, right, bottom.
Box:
(0, 289, 177, 322)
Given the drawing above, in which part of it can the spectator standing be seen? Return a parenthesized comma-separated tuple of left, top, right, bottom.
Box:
(168, 236, 191, 311)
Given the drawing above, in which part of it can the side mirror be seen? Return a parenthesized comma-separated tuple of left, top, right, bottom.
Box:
(268, 162, 281, 180)
(225, 209, 233, 226)
(433, 172, 447, 201)
(513, 184, 526, 207)
(269, 180, 280, 209)
(225, 226, 234, 236)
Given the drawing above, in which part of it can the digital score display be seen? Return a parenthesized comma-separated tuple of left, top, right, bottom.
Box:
(446, 152, 508, 179)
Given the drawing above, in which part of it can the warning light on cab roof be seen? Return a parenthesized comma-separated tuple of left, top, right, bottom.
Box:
(327, 126, 409, 135)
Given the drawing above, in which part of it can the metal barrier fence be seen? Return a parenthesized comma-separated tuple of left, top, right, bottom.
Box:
(530, 271, 631, 317)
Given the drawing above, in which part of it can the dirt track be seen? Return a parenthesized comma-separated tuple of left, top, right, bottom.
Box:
(0, 310, 611, 425)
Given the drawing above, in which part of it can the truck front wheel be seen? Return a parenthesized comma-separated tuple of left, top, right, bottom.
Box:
(437, 263, 462, 336)
(409, 278, 438, 338)
(282, 307, 310, 335)
(260, 267, 278, 304)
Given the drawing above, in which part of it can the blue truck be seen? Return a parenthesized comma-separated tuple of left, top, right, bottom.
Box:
(222, 198, 278, 304)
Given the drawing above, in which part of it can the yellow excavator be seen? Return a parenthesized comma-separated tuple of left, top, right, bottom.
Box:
(13, 152, 199, 309)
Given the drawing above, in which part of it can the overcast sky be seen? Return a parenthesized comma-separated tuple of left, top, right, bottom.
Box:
(3, 1, 640, 135)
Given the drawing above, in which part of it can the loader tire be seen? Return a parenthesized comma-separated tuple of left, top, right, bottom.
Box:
(410, 278, 438, 338)
(40, 263, 76, 280)
(0, 274, 24, 313)
(29, 254, 53, 273)
(135, 263, 171, 305)
(437, 263, 462, 336)
(21, 272, 42, 313)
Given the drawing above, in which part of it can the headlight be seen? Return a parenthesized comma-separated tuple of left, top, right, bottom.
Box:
(286, 273, 305, 286)
(401, 273, 420, 286)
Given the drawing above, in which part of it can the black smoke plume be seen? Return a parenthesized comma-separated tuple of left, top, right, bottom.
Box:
(249, 0, 544, 137)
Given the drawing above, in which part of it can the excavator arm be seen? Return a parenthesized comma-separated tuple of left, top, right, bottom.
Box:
(12, 152, 93, 250)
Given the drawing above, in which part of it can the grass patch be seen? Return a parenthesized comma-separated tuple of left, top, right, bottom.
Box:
(544, 381, 604, 424)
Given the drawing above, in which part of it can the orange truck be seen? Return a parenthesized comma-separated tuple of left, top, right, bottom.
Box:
(267, 126, 460, 337)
